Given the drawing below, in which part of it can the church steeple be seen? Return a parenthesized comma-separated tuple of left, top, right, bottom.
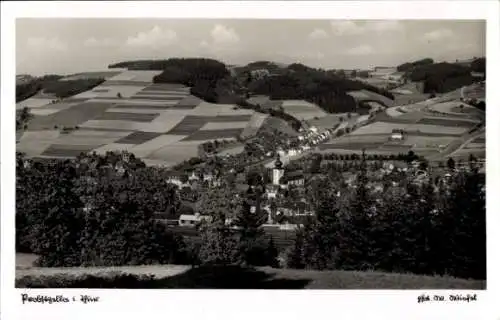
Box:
(272, 154, 285, 185)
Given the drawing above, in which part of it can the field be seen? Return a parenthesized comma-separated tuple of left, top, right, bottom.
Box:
(306, 114, 345, 130)
(16, 70, 269, 167)
(449, 131, 486, 160)
(351, 121, 468, 136)
(281, 100, 327, 120)
(59, 71, 122, 81)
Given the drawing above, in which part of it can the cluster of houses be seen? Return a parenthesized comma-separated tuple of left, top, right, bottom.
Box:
(166, 169, 221, 189)
(271, 125, 336, 162)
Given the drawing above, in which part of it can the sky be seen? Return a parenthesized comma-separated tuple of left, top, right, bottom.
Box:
(16, 19, 486, 76)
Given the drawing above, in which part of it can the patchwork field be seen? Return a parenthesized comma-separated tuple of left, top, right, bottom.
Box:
(318, 93, 484, 159)
(17, 70, 268, 167)
(351, 121, 468, 136)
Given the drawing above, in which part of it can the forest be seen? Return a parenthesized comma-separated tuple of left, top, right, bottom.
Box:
(16, 150, 485, 280)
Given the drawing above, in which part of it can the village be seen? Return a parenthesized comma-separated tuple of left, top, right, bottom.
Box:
(159, 118, 484, 230)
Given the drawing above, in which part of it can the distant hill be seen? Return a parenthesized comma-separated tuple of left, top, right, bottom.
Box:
(107, 58, 395, 114)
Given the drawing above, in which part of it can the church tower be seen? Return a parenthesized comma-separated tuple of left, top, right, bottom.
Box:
(272, 154, 284, 185)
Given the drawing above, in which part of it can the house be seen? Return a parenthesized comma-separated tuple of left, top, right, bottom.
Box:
(166, 172, 188, 188)
(178, 213, 211, 227)
(250, 69, 271, 80)
(188, 171, 200, 181)
(391, 132, 404, 141)
(286, 170, 305, 186)
(266, 184, 279, 199)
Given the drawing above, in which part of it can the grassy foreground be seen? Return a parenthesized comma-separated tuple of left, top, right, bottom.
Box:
(16, 264, 485, 289)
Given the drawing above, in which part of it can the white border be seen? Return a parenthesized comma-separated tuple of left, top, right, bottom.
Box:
(1, 1, 499, 320)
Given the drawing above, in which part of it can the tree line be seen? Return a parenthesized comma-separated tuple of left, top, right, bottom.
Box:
(286, 155, 485, 280)
(16, 76, 105, 102)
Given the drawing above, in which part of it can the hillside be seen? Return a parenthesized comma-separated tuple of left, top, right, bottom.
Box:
(108, 58, 396, 114)
(247, 63, 395, 113)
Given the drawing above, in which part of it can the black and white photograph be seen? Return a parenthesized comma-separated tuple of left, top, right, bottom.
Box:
(3, 3, 499, 319)
(11, 16, 488, 290)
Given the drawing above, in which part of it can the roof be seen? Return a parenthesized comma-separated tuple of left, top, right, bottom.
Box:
(286, 170, 305, 180)
(179, 214, 210, 221)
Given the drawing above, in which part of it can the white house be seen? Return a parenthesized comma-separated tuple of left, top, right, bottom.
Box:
(178, 213, 211, 227)
(391, 132, 404, 141)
